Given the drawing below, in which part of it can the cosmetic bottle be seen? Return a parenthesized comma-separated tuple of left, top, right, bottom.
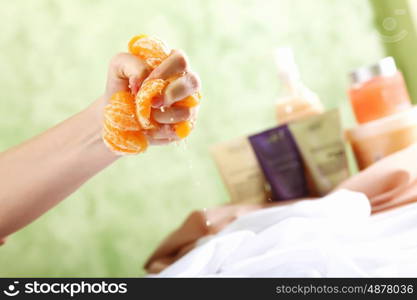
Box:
(274, 47, 324, 125)
(349, 56, 412, 124)
(346, 106, 417, 170)
(289, 109, 350, 196)
(249, 125, 309, 201)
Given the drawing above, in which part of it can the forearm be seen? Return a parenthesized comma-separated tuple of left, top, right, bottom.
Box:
(0, 97, 118, 237)
(0, 46, 199, 239)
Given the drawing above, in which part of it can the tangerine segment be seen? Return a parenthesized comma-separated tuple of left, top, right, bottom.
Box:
(104, 104, 140, 131)
(104, 91, 140, 131)
(128, 34, 148, 54)
(128, 35, 170, 69)
(173, 94, 200, 108)
(103, 133, 139, 155)
(103, 119, 148, 154)
(111, 90, 135, 103)
(109, 91, 136, 108)
(135, 79, 167, 129)
(174, 121, 192, 139)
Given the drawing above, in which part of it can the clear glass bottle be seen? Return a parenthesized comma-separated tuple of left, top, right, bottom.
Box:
(274, 47, 324, 125)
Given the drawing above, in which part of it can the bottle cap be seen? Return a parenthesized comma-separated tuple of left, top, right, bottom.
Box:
(274, 47, 300, 81)
(350, 56, 398, 86)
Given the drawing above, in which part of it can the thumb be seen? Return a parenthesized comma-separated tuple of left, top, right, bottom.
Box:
(105, 52, 150, 98)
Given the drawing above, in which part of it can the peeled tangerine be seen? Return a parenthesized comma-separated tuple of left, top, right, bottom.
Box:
(135, 79, 166, 129)
(128, 34, 170, 69)
(102, 35, 201, 155)
(104, 91, 140, 131)
(174, 121, 193, 139)
(103, 91, 148, 154)
(103, 119, 148, 155)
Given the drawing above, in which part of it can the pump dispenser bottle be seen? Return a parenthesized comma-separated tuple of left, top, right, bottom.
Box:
(274, 47, 324, 125)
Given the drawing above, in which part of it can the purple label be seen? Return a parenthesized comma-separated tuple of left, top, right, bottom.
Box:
(249, 125, 308, 201)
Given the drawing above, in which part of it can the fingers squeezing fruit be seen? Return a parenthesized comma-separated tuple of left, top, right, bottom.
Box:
(103, 35, 201, 155)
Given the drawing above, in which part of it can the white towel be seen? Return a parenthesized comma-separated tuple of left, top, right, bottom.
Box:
(155, 189, 417, 277)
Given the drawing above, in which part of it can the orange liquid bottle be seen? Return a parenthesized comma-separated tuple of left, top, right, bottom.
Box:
(274, 47, 324, 125)
(349, 57, 411, 124)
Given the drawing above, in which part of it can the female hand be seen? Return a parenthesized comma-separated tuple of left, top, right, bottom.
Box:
(103, 50, 201, 145)
(0, 43, 203, 239)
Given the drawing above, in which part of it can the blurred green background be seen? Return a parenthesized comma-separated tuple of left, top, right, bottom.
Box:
(0, 0, 408, 276)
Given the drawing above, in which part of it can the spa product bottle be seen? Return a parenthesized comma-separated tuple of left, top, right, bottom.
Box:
(274, 47, 324, 125)
(249, 125, 309, 201)
(346, 106, 417, 170)
(349, 56, 412, 124)
(289, 109, 350, 196)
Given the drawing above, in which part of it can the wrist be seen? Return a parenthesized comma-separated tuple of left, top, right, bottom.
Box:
(83, 97, 119, 160)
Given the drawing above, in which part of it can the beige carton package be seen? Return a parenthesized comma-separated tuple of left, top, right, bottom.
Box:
(210, 137, 269, 204)
(289, 109, 350, 196)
